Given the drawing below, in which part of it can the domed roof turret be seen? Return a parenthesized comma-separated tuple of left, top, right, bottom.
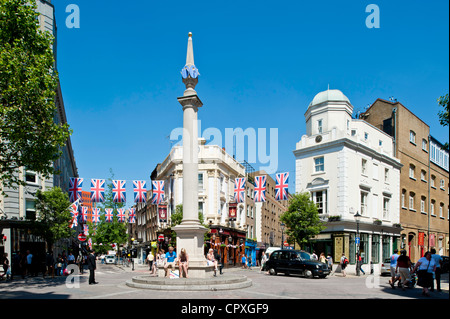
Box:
(308, 89, 350, 107)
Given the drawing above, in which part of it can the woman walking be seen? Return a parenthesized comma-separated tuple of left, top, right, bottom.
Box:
(412, 251, 436, 297)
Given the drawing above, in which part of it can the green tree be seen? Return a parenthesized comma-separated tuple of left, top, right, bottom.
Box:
(280, 192, 326, 249)
(90, 169, 127, 254)
(0, 0, 71, 192)
(167, 204, 209, 247)
(437, 94, 449, 150)
(33, 187, 74, 251)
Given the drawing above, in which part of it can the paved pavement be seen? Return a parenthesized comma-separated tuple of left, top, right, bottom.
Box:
(0, 262, 448, 301)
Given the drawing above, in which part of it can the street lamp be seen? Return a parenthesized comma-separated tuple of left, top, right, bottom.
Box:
(354, 211, 361, 276)
(280, 223, 285, 249)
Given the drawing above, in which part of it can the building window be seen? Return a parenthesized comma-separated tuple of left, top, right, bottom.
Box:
(422, 139, 428, 152)
(351, 129, 357, 136)
(361, 159, 367, 175)
(25, 171, 37, 184)
(440, 179, 445, 190)
(409, 192, 415, 211)
(383, 197, 390, 219)
(421, 170, 427, 182)
(401, 189, 406, 208)
(360, 191, 368, 216)
(431, 175, 436, 188)
(314, 157, 324, 172)
(440, 203, 444, 218)
(431, 200, 435, 216)
(372, 235, 380, 264)
(409, 164, 415, 180)
(384, 168, 389, 183)
(317, 119, 323, 134)
(409, 131, 416, 144)
(420, 196, 426, 214)
(25, 200, 36, 220)
(312, 190, 327, 215)
(364, 132, 369, 141)
(198, 173, 204, 190)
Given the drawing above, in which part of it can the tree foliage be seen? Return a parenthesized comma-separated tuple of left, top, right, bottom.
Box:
(0, 0, 71, 192)
(33, 187, 74, 251)
(280, 192, 326, 249)
(437, 94, 449, 151)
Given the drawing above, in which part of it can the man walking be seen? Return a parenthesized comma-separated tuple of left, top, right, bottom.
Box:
(87, 250, 98, 285)
(389, 249, 400, 289)
(430, 248, 442, 292)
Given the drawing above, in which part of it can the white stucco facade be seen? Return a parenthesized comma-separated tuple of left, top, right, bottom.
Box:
(293, 89, 403, 274)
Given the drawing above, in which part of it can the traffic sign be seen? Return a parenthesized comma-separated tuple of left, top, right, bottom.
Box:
(283, 241, 289, 247)
(78, 234, 86, 242)
(355, 237, 360, 245)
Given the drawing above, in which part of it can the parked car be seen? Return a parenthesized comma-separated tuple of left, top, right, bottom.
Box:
(380, 258, 391, 276)
(104, 255, 116, 264)
(441, 256, 449, 273)
(265, 249, 330, 278)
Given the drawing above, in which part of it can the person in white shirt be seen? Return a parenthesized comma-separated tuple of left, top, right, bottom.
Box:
(412, 251, 436, 297)
(430, 248, 443, 292)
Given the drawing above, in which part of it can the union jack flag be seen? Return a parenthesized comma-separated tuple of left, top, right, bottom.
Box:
(128, 208, 136, 223)
(117, 208, 126, 222)
(133, 180, 147, 203)
(104, 208, 114, 222)
(90, 179, 105, 203)
(234, 178, 246, 203)
(80, 206, 88, 223)
(254, 175, 266, 202)
(112, 180, 126, 203)
(83, 224, 89, 236)
(69, 202, 79, 229)
(151, 181, 165, 205)
(69, 177, 83, 202)
(92, 208, 101, 223)
(275, 172, 289, 201)
(88, 238, 92, 250)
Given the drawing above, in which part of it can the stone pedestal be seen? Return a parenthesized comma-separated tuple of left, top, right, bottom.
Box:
(173, 223, 214, 278)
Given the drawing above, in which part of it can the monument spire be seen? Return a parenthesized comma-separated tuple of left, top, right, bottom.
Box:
(181, 32, 199, 95)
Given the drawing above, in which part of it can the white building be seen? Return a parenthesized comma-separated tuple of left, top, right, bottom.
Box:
(293, 89, 403, 274)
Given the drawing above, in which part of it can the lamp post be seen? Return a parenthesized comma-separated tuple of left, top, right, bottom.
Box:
(280, 223, 285, 249)
(354, 211, 361, 276)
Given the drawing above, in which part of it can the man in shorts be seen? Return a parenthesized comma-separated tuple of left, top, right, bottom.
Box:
(389, 249, 400, 288)
(164, 246, 177, 278)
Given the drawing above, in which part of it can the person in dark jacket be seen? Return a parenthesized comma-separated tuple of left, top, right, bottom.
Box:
(214, 249, 223, 275)
(87, 250, 98, 285)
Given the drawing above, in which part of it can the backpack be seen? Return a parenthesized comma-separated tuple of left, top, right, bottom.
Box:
(342, 257, 348, 265)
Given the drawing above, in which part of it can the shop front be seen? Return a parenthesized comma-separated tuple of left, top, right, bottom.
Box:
(208, 226, 246, 268)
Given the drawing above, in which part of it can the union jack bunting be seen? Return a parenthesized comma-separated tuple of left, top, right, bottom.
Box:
(92, 208, 101, 223)
(69, 177, 83, 202)
(88, 238, 92, 250)
(117, 208, 126, 222)
(133, 180, 147, 203)
(275, 172, 289, 201)
(234, 178, 246, 203)
(83, 224, 89, 236)
(80, 206, 88, 223)
(128, 208, 136, 223)
(69, 217, 78, 229)
(90, 179, 105, 203)
(104, 208, 114, 222)
(254, 175, 266, 202)
(70, 202, 79, 229)
(112, 180, 126, 203)
(151, 181, 165, 205)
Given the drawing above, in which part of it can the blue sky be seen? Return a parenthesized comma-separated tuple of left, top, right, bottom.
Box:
(52, 0, 449, 204)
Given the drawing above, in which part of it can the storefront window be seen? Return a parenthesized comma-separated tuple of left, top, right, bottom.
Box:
(372, 235, 380, 264)
(382, 236, 390, 261)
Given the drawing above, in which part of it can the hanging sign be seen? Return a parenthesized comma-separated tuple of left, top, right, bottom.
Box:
(158, 205, 167, 223)
(229, 203, 237, 221)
